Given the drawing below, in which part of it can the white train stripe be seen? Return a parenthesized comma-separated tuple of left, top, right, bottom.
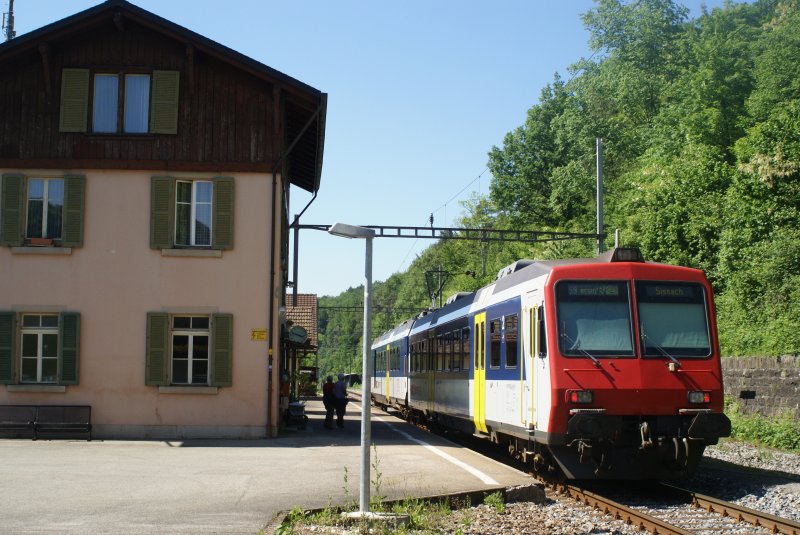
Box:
(365, 409, 499, 485)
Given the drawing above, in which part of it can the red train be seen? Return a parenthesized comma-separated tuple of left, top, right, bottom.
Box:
(371, 247, 732, 479)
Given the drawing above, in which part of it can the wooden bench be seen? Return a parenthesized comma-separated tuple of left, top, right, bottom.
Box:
(34, 406, 92, 441)
(0, 405, 37, 439)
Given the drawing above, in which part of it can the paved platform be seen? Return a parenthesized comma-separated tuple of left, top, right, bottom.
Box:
(0, 397, 533, 534)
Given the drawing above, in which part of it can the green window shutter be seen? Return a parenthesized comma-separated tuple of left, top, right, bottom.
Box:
(150, 176, 173, 249)
(212, 177, 234, 250)
(1, 174, 24, 247)
(150, 70, 180, 134)
(211, 313, 233, 387)
(59, 68, 89, 133)
(62, 175, 86, 248)
(0, 312, 16, 384)
(146, 313, 169, 386)
(59, 312, 80, 385)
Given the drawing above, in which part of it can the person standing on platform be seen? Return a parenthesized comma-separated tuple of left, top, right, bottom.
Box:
(334, 373, 348, 428)
(322, 376, 335, 429)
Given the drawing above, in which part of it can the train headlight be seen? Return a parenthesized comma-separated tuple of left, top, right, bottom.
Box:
(567, 390, 593, 404)
(688, 391, 711, 404)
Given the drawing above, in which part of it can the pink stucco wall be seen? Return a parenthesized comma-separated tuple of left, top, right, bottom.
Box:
(0, 169, 274, 438)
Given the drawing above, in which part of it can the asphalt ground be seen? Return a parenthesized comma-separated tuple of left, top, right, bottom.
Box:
(0, 397, 533, 534)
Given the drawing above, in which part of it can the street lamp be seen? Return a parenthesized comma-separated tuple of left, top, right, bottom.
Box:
(328, 222, 375, 514)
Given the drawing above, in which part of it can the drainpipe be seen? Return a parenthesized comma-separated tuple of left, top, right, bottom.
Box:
(267, 96, 326, 437)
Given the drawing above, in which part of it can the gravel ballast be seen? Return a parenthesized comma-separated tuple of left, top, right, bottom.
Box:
(284, 441, 800, 534)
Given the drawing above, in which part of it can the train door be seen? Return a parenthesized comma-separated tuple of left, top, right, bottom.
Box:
(472, 312, 488, 433)
(385, 344, 391, 402)
(427, 330, 435, 414)
(522, 292, 538, 427)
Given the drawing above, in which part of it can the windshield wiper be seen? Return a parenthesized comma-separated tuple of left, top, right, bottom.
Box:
(641, 332, 681, 369)
(560, 332, 602, 368)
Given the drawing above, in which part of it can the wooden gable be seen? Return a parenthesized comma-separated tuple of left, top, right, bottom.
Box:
(0, 0, 325, 192)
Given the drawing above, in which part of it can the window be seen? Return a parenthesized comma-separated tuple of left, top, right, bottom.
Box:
(461, 327, 470, 370)
(0, 311, 81, 385)
(26, 178, 64, 240)
(1, 174, 85, 248)
(92, 73, 152, 134)
(556, 281, 634, 357)
(60, 69, 179, 134)
(636, 282, 711, 358)
(489, 319, 501, 368)
(150, 176, 234, 250)
(505, 314, 518, 368)
(175, 181, 212, 246)
(21, 314, 59, 383)
(145, 313, 232, 387)
(452, 330, 461, 371)
(171, 316, 210, 385)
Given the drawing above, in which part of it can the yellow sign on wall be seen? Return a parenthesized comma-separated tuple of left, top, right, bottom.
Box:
(251, 329, 268, 341)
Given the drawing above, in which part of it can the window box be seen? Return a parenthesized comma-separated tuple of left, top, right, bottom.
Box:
(27, 238, 53, 247)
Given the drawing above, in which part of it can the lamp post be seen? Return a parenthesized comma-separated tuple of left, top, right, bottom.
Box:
(327, 222, 375, 513)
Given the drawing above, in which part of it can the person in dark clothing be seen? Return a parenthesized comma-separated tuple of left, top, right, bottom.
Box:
(334, 372, 348, 428)
(322, 375, 335, 429)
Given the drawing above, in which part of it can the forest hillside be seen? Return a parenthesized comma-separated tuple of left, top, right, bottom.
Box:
(317, 0, 800, 378)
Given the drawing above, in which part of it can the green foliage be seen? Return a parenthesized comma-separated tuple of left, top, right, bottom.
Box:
(483, 491, 505, 514)
(317, 0, 800, 369)
(725, 399, 800, 452)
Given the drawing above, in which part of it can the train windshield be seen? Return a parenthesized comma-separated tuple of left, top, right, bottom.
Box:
(636, 282, 711, 358)
(556, 281, 634, 357)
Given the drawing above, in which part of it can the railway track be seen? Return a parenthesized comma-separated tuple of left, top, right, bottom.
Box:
(359, 394, 800, 534)
(553, 480, 800, 535)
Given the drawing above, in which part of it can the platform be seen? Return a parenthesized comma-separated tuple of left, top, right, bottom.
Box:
(0, 396, 533, 534)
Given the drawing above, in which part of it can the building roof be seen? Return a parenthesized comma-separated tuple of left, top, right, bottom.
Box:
(285, 293, 318, 347)
(0, 0, 326, 193)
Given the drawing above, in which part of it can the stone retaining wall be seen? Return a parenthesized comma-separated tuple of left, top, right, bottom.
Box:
(722, 355, 800, 418)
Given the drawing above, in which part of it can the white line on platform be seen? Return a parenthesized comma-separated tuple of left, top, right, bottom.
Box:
(355, 405, 499, 486)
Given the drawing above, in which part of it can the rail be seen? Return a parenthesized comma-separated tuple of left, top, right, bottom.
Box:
(661, 483, 800, 535)
(552, 482, 694, 535)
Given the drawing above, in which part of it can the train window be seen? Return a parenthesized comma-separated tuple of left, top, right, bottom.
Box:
(556, 281, 634, 357)
(461, 327, 470, 370)
(435, 335, 443, 370)
(538, 306, 548, 358)
(490, 319, 502, 368)
(452, 330, 461, 371)
(636, 282, 711, 358)
(443, 335, 448, 371)
(505, 314, 518, 368)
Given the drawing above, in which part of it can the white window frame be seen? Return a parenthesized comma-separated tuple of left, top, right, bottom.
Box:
(170, 315, 210, 385)
(26, 177, 64, 240)
(174, 180, 213, 247)
(20, 314, 59, 384)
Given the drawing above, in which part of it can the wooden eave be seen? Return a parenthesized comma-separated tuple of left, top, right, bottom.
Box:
(0, 0, 326, 192)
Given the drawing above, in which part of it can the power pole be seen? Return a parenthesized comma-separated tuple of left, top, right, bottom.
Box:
(596, 137, 604, 255)
(2, 0, 15, 42)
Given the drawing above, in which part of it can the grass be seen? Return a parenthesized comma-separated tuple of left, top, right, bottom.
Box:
(272, 497, 458, 534)
(725, 398, 800, 453)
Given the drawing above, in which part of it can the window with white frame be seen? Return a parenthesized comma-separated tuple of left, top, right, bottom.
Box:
(171, 316, 210, 385)
(175, 180, 213, 247)
(20, 314, 60, 383)
(26, 178, 64, 240)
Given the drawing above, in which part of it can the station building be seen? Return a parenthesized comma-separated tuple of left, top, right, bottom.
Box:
(0, 0, 326, 438)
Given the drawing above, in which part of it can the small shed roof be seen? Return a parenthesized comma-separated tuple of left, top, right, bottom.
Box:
(285, 294, 318, 347)
(0, 0, 326, 192)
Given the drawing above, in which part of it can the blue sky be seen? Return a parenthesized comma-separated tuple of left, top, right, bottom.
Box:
(11, 1, 740, 297)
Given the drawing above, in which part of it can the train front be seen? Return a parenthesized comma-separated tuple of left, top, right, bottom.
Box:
(544, 248, 731, 479)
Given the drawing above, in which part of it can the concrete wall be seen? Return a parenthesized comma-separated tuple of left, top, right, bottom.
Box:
(722, 355, 800, 418)
(0, 169, 273, 438)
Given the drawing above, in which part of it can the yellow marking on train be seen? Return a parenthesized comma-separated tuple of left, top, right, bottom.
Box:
(473, 312, 488, 433)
